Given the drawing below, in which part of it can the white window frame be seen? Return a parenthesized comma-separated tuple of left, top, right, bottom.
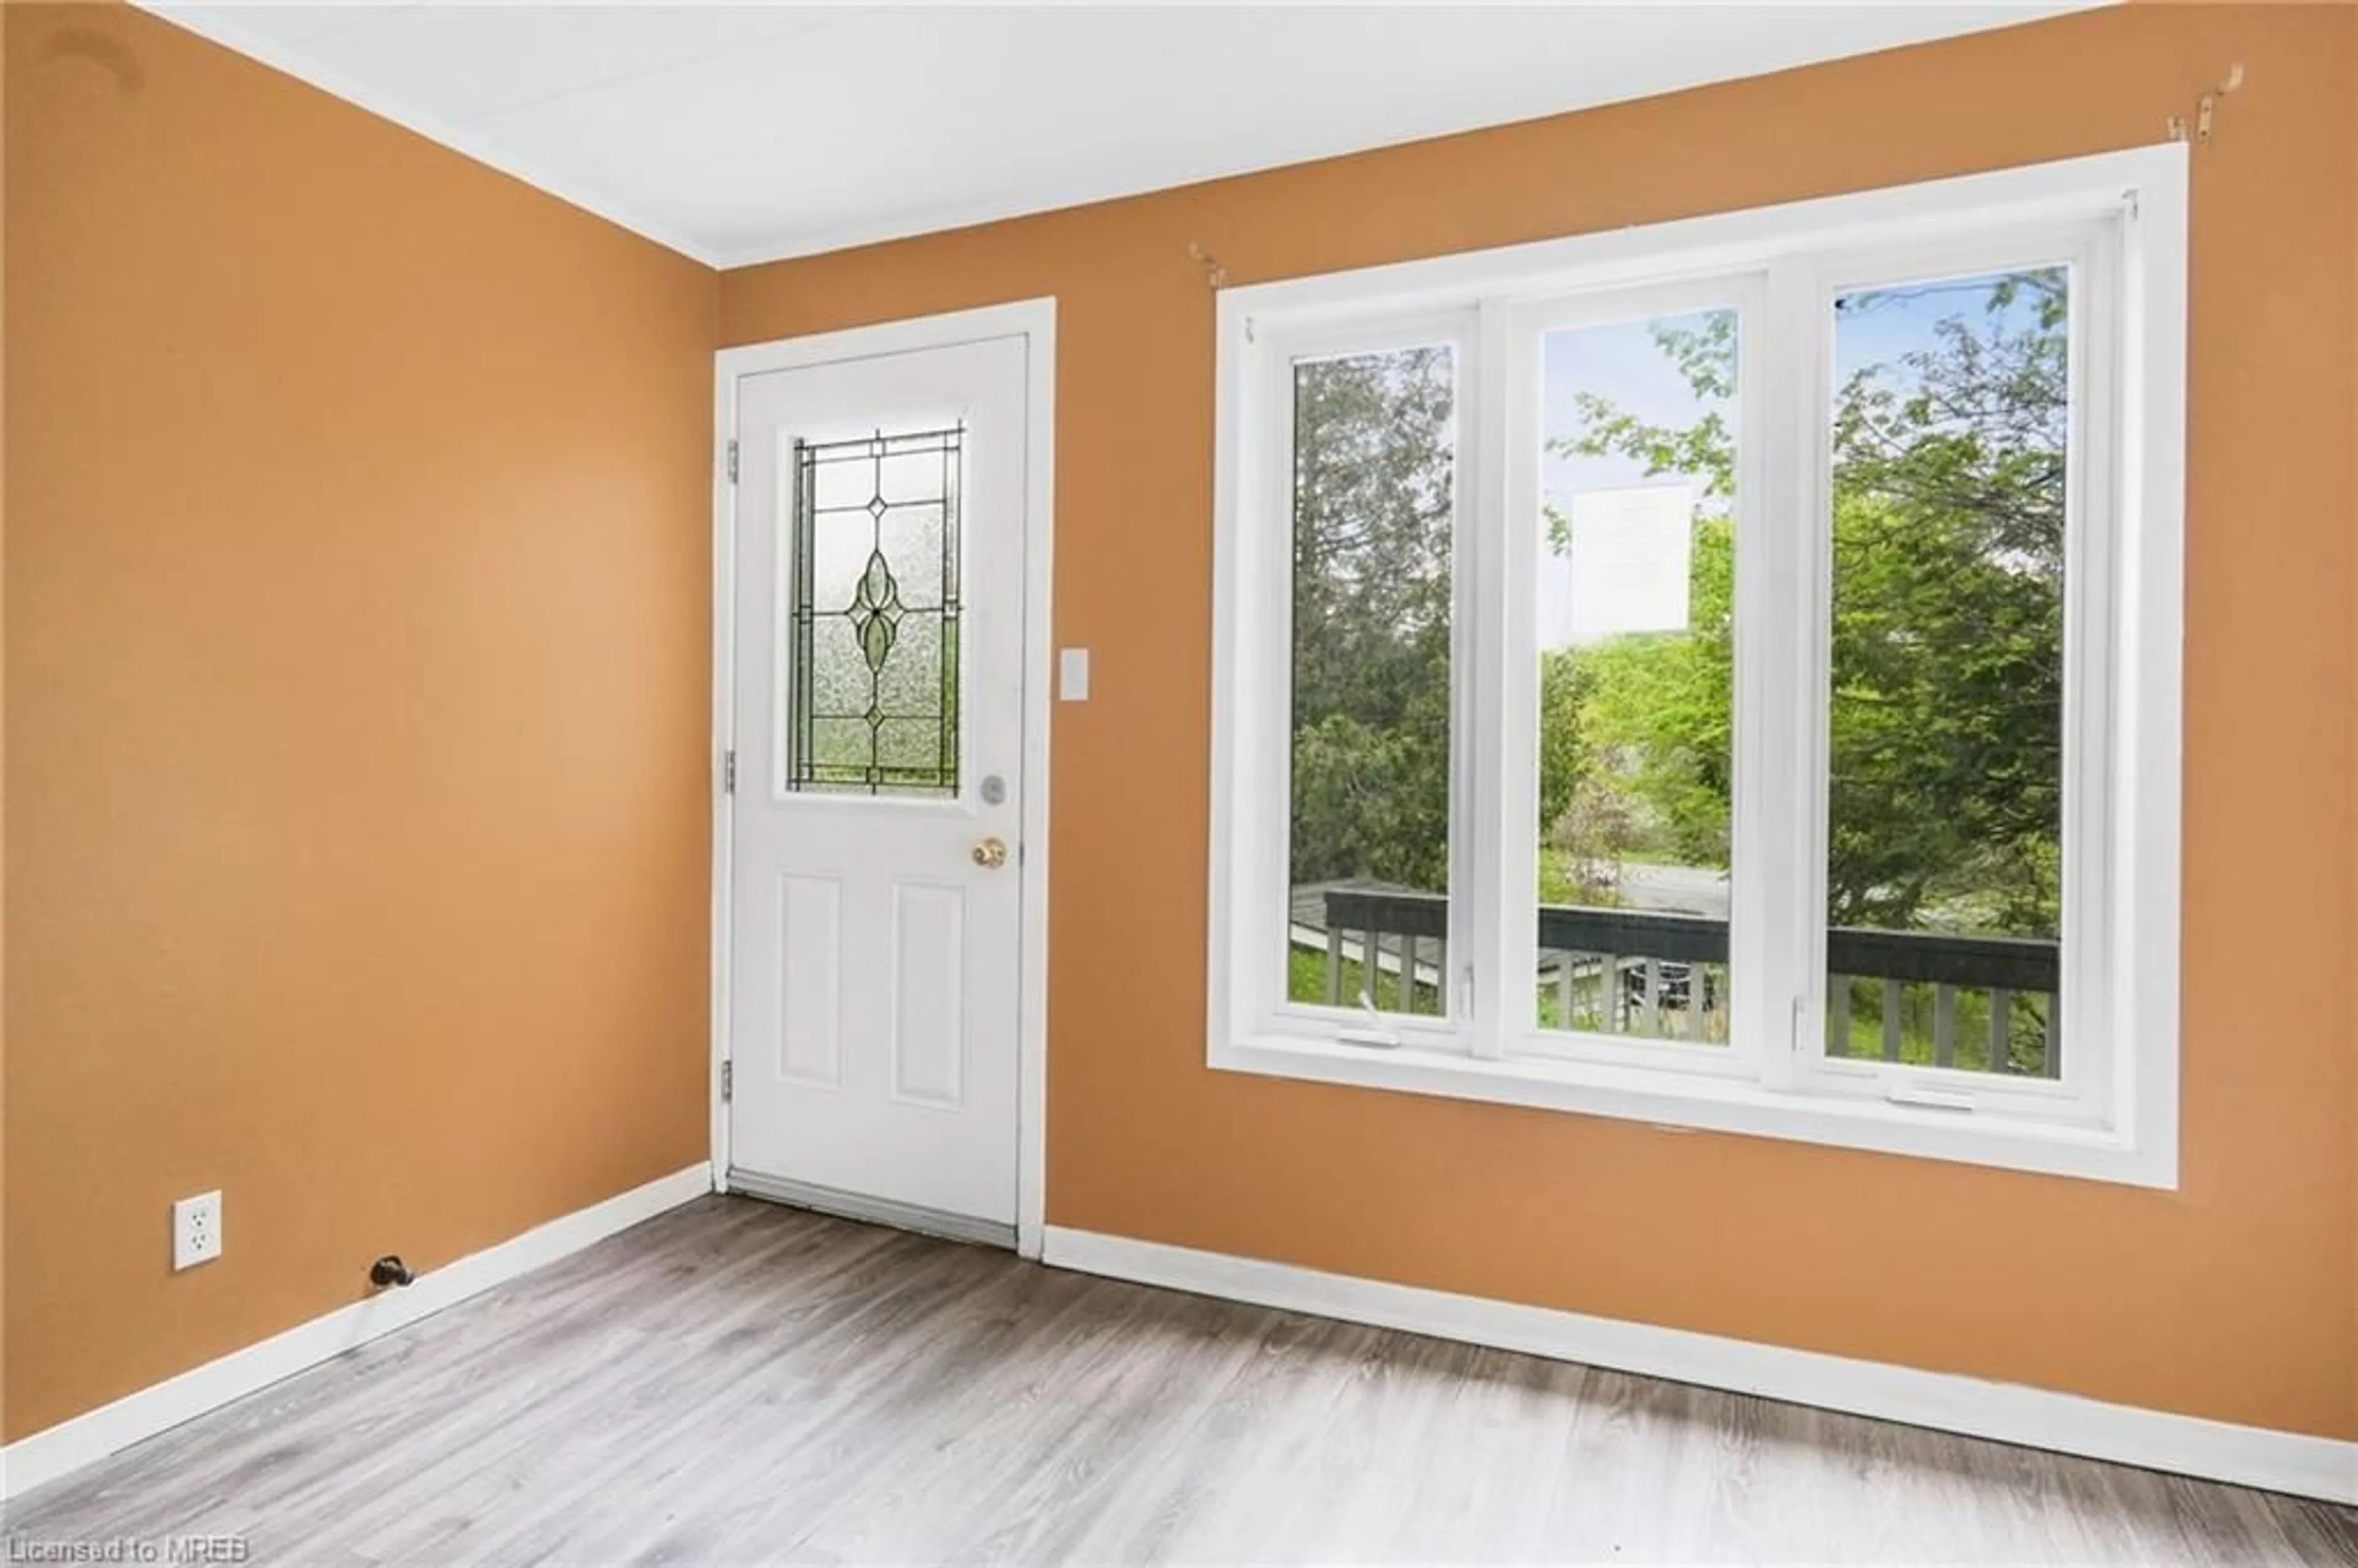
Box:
(1207, 145, 2187, 1188)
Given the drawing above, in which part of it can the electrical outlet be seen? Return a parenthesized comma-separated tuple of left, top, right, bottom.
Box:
(173, 1190, 222, 1270)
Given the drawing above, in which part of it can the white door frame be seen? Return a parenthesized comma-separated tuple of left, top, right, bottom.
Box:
(709, 298, 1056, 1259)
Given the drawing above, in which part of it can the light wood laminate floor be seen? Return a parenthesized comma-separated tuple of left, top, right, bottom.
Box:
(8, 1196, 2354, 1565)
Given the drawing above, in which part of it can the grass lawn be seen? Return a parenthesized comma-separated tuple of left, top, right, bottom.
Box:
(1286, 944, 1441, 1014)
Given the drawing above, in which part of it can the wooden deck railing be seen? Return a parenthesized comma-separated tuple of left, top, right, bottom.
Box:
(1315, 888, 2059, 1077)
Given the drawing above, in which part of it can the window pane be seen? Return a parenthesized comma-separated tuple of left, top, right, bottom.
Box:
(789, 427, 962, 796)
(1534, 308, 1736, 1045)
(1824, 267, 2066, 1077)
(1287, 346, 1455, 1016)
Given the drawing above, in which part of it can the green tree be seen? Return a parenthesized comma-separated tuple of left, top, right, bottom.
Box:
(1536, 647, 1596, 846)
(1286, 276, 2066, 943)
(1288, 347, 1454, 893)
(1554, 273, 2066, 936)
(1824, 273, 2064, 935)
(1546, 311, 1738, 874)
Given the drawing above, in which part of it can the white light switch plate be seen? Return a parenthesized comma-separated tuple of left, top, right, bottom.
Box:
(173, 1190, 222, 1270)
(1059, 647, 1091, 701)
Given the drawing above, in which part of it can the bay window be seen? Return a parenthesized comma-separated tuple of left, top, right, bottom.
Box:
(1207, 146, 2187, 1186)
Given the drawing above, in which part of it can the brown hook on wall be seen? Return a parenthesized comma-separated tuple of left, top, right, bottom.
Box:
(2166, 61, 2243, 146)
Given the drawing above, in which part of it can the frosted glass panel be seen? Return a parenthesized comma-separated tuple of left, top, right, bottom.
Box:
(789, 427, 963, 796)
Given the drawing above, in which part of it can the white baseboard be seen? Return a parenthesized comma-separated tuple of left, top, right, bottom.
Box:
(1, 1162, 714, 1504)
(1043, 1225, 2357, 1507)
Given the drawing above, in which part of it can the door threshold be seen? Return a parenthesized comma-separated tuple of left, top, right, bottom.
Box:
(726, 1168, 1018, 1251)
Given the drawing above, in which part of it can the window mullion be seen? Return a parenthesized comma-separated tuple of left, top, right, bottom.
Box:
(1749, 258, 1826, 1095)
(1461, 298, 1514, 1058)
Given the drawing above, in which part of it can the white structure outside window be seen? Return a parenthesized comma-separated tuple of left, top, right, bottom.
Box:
(1207, 146, 2187, 1186)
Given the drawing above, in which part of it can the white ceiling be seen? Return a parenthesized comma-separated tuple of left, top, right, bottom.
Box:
(144, 3, 2103, 269)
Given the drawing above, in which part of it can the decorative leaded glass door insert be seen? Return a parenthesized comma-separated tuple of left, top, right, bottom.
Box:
(790, 425, 963, 795)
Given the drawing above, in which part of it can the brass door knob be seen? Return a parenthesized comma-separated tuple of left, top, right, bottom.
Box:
(971, 837, 1009, 869)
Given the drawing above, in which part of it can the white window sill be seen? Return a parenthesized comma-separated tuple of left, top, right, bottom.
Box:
(1210, 1033, 2174, 1189)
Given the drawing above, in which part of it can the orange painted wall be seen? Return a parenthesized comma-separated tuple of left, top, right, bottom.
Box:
(4, 5, 717, 1438)
(2340, 0, 2358, 1456)
(726, 2, 2358, 1438)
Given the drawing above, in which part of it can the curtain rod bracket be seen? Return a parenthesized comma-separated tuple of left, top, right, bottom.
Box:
(2167, 60, 2243, 146)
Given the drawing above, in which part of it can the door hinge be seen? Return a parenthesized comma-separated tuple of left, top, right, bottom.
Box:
(723, 750, 737, 794)
(726, 439, 739, 484)
(720, 1060, 733, 1101)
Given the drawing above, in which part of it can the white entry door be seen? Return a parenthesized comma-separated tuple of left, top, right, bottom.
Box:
(725, 327, 1034, 1244)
